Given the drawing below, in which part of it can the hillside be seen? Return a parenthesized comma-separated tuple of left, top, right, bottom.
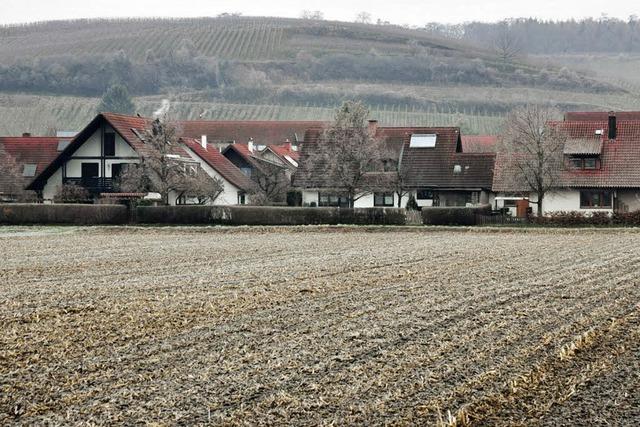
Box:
(0, 16, 638, 136)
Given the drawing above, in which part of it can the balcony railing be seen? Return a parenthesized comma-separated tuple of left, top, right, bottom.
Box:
(63, 177, 115, 193)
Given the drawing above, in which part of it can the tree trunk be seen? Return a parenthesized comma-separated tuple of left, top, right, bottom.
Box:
(537, 193, 544, 217)
(397, 192, 402, 208)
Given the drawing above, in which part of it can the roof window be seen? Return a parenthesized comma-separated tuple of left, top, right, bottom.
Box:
(410, 134, 437, 148)
(22, 164, 37, 177)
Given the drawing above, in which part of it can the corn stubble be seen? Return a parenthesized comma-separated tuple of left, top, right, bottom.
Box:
(1, 227, 639, 425)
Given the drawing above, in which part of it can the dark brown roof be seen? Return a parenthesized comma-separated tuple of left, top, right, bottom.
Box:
(178, 120, 323, 146)
(401, 128, 495, 190)
(181, 138, 255, 192)
(493, 119, 640, 191)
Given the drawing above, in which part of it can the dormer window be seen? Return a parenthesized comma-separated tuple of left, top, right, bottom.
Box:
(569, 156, 600, 170)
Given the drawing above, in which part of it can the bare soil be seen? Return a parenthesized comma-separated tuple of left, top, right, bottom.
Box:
(1, 226, 638, 426)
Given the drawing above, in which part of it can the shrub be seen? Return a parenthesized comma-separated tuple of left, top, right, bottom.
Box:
(612, 210, 640, 226)
(53, 184, 91, 204)
(534, 211, 614, 226)
(136, 206, 407, 225)
(421, 205, 491, 226)
(0, 204, 128, 225)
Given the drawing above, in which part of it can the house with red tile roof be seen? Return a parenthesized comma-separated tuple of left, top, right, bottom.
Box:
(492, 112, 640, 215)
(0, 135, 66, 201)
(295, 121, 496, 208)
(26, 113, 255, 205)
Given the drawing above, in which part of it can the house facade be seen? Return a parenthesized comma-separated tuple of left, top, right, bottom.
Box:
(26, 113, 254, 205)
(295, 123, 496, 208)
(493, 112, 640, 215)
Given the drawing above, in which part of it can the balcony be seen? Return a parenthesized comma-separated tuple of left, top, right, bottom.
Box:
(63, 177, 115, 194)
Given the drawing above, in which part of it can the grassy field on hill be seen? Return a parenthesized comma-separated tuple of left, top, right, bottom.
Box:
(1, 17, 639, 136)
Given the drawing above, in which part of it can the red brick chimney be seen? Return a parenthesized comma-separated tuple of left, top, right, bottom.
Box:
(368, 120, 378, 136)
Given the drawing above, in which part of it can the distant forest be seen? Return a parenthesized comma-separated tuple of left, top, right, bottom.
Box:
(423, 17, 640, 53)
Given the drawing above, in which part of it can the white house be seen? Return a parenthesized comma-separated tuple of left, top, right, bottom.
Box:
(492, 112, 640, 216)
(27, 113, 253, 205)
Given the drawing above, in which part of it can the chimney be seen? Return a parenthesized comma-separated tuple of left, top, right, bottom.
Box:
(22, 132, 31, 137)
(248, 138, 255, 153)
(201, 135, 207, 150)
(368, 120, 378, 136)
(608, 112, 617, 140)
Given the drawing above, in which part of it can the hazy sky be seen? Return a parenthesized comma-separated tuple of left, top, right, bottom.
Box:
(1, 0, 638, 26)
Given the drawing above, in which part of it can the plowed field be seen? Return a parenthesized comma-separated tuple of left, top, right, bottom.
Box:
(1, 227, 639, 425)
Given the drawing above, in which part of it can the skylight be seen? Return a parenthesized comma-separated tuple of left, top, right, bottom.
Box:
(410, 134, 437, 148)
(22, 164, 37, 177)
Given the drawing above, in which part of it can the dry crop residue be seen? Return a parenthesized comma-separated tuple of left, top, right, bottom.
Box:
(1, 227, 639, 425)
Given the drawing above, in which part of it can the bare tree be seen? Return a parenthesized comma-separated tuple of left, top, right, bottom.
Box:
(118, 118, 224, 205)
(0, 148, 36, 201)
(309, 100, 386, 207)
(355, 12, 372, 24)
(249, 159, 290, 205)
(301, 10, 324, 20)
(388, 147, 414, 208)
(499, 105, 566, 216)
(494, 20, 522, 65)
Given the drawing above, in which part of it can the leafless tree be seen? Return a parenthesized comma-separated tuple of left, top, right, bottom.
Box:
(249, 158, 290, 205)
(0, 148, 36, 201)
(494, 20, 522, 65)
(301, 10, 324, 20)
(309, 100, 386, 207)
(355, 12, 372, 24)
(388, 147, 415, 208)
(499, 105, 566, 216)
(117, 118, 224, 205)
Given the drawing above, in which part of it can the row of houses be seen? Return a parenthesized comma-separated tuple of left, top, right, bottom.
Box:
(1, 111, 640, 215)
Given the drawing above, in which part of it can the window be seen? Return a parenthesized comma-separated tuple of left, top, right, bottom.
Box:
(81, 163, 99, 178)
(240, 167, 252, 177)
(374, 192, 394, 207)
(504, 199, 518, 207)
(111, 163, 123, 179)
(580, 190, 612, 209)
(318, 193, 349, 207)
(104, 132, 116, 156)
(416, 189, 433, 200)
(237, 192, 246, 205)
(569, 156, 600, 170)
(409, 134, 437, 148)
(22, 164, 37, 177)
(583, 158, 597, 169)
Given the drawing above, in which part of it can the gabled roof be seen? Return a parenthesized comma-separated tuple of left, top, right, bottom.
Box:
(0, 137, 61, 194)
(178, 120, 324, 146)
(181, 138, 256, 192)
(295, 125, 495, 190)
(493, 119, 640, 191)
(400, 128, 495, 190)
(264, 143, 300, 166)
(27, 112, 187, 190)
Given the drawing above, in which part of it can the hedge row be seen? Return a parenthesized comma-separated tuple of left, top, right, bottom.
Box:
(0, 204, 128, 225)
(534, 210, 640, 226)
(136, 206, 407, 225)
(421, 205, 492, 225)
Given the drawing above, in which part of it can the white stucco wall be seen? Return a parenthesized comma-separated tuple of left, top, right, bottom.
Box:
(495, 190, 615, 215)
(42, 169, 62, 201)
(182, 146, 247, 206)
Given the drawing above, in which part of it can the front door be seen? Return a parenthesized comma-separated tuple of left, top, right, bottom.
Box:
(516, 199, 529, 218)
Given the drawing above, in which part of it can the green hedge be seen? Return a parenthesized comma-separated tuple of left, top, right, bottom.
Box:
(136, 206, 407, 225)
(421, 205, 491, 226)
(0, 204, 128, 225)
